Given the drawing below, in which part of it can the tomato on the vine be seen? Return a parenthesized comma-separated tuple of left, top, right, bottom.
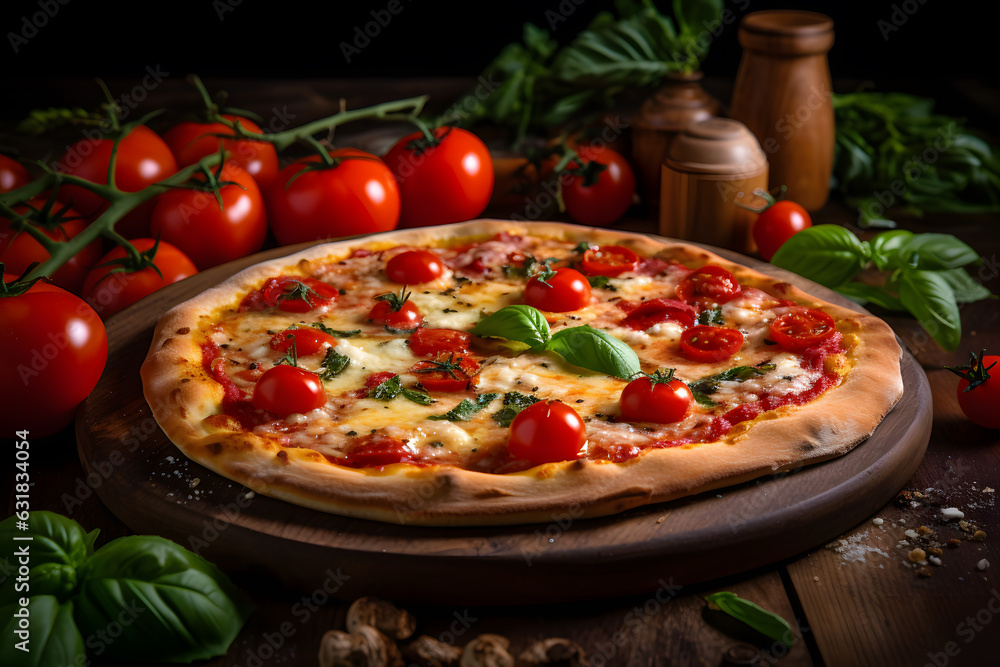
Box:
(408, 327, 471, 357)
(679, 325, 744, 363)
(386, 249, 444, 284)
(164, 114, 278, 189)
(675, 266, 742, 308)
(0, 276, 108, 437)
(754, 200, 812, 261)
(947, 350, 1000, 429)
(81, 239, 198, 318)
(150, 162, 267, 269)
(0, 154, 30, 193)
(0, 198, 101, 293)
(369, 290, 422, 331)
(507, 401, 587, 466)
(580, 245, 639, 277)
(620, 369, 693, 424)
(409, 354, 480, 392)
(524, 267, 592, 313)
(252, 365, 327, 416)
(560, 145, 636, 226)
(383, 126, 494, 228)
(769, 309, 836, 352)
(57, 125, 178, 238)
(269, 328, 337, 357)
(265, 149, 400, 246)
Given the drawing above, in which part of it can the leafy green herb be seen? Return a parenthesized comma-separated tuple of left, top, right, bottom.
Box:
(687, 364, 775, 407)
(0, 596, 85, 666)
(311, 322, 360, 337)
(317, 348, 350, 381)
(371, 375, 403, 401)
(0, 512, 99, 605)
(547, 325, 641, 380)
(472, 304, 551, 350)
(704, 591, 795, 648)
(573, 242, 592, 253)
(401, 387, 435, 405)
(770, 225, 870, 287)
(492, 391, 542, 427)
(697, 306, 723, 326)
(428, 393, 500, 422)
(587, 275, 611, 290)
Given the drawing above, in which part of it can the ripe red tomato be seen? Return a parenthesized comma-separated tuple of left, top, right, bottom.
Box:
(524, 268, 592, 313)
(621, 298, 698, 331)
(269, 328, 337, 357)
(408, 327, 471, 357)
(0, 199, 101, 293)
(56, 125, 178, 238)
(0, 154, 30, 193)
(238, 276, 339, 313)
(386, 249, 444, 284)
(150, 162, 267, 269)
(620, 370, 694, 424)
(769, 309, 836, 352)
(754, 200, 812, 261)
(507, 401, 587, 466)
(561, 145, 636, 226)
(81, 239, 198, 318)
(383, 126, 494, 227)
(252, 365, 327, 416)
(675, 266, 742, 308)
(580, 245, 639, 277)
(163, 114, 279, 189)
(266, 149, 400, 246)
(947, 351, 1000, 429)
(679, 325, 744, 363)
(409, 354, 480, 392)
(0, 276, 108, 437)
(369, 294, 422, 330)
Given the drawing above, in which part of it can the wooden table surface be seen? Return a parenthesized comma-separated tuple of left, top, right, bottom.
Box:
(3, 77, 998, 667)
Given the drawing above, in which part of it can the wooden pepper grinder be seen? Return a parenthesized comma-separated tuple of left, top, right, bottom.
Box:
(730, 11, 835, 211)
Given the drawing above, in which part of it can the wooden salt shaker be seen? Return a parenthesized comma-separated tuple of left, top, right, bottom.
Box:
(730, 11, 835, 211)
(660, 118, 768, 254)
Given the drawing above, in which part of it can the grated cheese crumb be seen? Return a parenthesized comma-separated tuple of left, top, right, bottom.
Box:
(978, 559, 990, 571)
(872, 518, 884, 525)
(941, 507, 965, 520)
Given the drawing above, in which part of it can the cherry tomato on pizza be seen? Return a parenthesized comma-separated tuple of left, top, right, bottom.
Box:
(0, 275, 108, 437)
(579, 245, 639, 277)
(524, 267, 592, 313)
(385, 249, 444, 284)
(164, 114, 279, 189)
(754, 200, 812, 261)
(0, 198, 101, 293)
(560, 145, 636, 226)
(0, 154, 30, 193)
(369, 289, 422, 330)
(265, 149, 400, 246)
(675, 266, 742, 308)
(82, 239, 198, 318)
(408, 327, 471, 357)
(57, 125, 178, 238)
(507, 400, 587, 466)
(679, 325, 744, 363)
(269, 328, 338, 357)
(620, 369, 694, 424)
(252, 365, 327, 416)
(383, 126, 494, 227)
(946, 350, 1000, 429)
(409, 354, 480, 392)
(620, 298, 698, 331)
(769, 309, 836, 352)
(239, 276, 339, 313)
(150, 161, 267, 269)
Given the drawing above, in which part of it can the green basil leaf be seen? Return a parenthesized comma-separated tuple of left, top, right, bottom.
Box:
(0, 512, 98, 605)
(674, 0, 723, 39)
(371, 375, 402, 401)
(587, 275, 611, 289)
(427, 393, 500, 422)
(691, 390, 718, 408)
(317, 348, 350, 381)
(471, 305, 551, 350)
(401, 387, 435, 406)
(937, 268, 995, 304)
(869, 230, 914, 270)
(770, 225, 868, 287)
(705, 591, 796, 648)
(0, 596, 85, 667)
(545, 325, 640, 380)
(492, 392, 542, 427)
(834, 282, 905, 311)
(697, 306, 724, 325)
(897, 234, 981, 270)
(311, 322, 360, 338)
(898, 269, 962, 352)
(688, 365, 773, 398)
(74, 535, 252, 663)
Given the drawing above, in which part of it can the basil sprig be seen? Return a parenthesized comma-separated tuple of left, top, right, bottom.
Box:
(688, 364, 776, 408)
(0, 512, 251, 665)
(428, 393, 500, 422)
(492, 391, 542, 427)
(771, 225, 994, 351)
(704, 591, 795, 649)
(471, 305, 640, 379)
(370, 375, 435, 405)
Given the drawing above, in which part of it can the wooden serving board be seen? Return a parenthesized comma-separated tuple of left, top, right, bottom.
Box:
(76, 235, 931, 605)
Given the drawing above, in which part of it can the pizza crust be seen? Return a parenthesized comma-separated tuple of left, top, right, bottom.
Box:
(141, 220, 904, 526)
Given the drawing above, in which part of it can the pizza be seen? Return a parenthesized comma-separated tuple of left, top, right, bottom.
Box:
(140, 220, 903, 526)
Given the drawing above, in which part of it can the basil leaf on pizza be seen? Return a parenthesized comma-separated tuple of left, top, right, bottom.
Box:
(427, 393, 500, 421)
(471, 304, 551, 350)
(492, 391, 542, 427)
(545, 325, 641, 380)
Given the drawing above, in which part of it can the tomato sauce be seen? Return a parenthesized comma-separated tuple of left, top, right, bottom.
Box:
(200, 341, 267, 429)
